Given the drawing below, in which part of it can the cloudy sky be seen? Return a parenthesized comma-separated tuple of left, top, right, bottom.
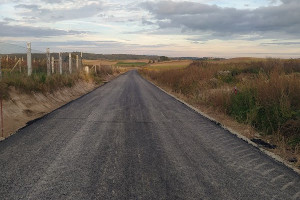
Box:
(0, 0, 299, 58)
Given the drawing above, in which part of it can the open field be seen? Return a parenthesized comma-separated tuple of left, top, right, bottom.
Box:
(139, 58, 300, 167)
(83, 59, 118, 66)
(116, 61, 148, 67)
(83, 59, 150, 67)
(147, 60, 192, 69)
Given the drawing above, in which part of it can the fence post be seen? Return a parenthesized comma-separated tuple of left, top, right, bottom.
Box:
(69, 53, 72, 74)
(0, 56, 2, 79)
(51, 56, 54, 74)
(19, 58, 21, 72)
(80, 52, 83, 69)
(46, 48, 51, 76)
(27, 42, 32, 76)
(76, 55, 79, 70)
(59, 52, 62, 75)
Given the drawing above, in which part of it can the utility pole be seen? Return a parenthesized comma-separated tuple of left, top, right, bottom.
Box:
(46, 48, 51, 76)
(69, 53, 72, 74)
(27, 42, 32, 76)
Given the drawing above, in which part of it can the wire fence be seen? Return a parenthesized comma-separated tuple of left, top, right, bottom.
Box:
(0, 42, 83, 78)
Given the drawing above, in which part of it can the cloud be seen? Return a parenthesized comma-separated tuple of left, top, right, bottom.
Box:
(261, 41, 300, 45)
(15, 2, 103, 22)
(141, 0, 300, 40)
(0, 22, 86, 37)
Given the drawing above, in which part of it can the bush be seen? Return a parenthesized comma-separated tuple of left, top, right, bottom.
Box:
(139, 58, 300, 148)
(228, 89, 256, 123)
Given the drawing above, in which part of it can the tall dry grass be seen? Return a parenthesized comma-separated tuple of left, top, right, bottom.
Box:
(0, 65, 122, 99)
(139, 58, 300, 150)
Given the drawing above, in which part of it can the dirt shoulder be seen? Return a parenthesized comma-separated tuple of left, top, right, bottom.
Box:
(1, 73, 121, 139)
(141, 74, 300, 172)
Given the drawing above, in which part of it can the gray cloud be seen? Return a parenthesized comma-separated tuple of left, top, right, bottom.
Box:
(0, 22, 86, 37)
(31, 40, 168, 49)
(141, 0, 300, 40)
(15, 2, 103, 22)
(261, 42, 300, 45)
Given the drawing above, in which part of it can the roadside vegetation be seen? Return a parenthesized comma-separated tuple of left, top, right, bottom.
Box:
(0, 65, 122, 99)
(139, 58, 300, 164)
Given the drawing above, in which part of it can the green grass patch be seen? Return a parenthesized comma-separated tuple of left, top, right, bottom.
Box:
(116, 62, 147, 67)
(148, 65, 188, 70)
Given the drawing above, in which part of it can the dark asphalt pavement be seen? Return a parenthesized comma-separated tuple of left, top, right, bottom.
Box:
(0, 70, 300, 199)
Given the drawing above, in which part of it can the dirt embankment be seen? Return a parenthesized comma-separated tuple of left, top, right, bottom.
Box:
(1, 81, 97, 139)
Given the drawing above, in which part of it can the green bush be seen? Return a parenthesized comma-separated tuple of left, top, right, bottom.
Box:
(228, 89, 256, 123)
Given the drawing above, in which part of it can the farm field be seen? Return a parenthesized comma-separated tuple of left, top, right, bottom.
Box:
(139, 58, 300, 168)
(147, 60, 192, 69)
(83, 59, 150, 67)
(83, 59, 118, 66)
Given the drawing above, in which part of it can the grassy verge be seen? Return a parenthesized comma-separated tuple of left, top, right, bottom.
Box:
(139, 58, 300, 166)
(0, 65, 122, 99)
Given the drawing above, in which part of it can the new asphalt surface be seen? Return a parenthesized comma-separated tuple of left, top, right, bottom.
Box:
(0, 70, 300, 199)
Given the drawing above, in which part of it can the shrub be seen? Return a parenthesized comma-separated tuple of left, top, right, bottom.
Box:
(228, 88, 256, 123)
(139, 58, 300, 148)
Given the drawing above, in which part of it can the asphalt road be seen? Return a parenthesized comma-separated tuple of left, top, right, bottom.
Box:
(0, 70, 300, 200)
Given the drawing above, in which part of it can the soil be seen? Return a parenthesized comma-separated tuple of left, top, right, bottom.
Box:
(1, 81, 96, 138)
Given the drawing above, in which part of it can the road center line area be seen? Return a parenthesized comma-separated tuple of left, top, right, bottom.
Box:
(1, 70, 300, 199)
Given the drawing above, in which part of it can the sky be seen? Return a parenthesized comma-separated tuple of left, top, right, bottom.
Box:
(0, 0, 299, 58)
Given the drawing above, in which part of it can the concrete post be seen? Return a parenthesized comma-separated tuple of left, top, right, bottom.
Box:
(27, 42, 32, 76)
(76, 55, 79, 70)
(80, 52, 83, 69)
(51, 56, 54, 74)
(46, 48, 50, 76)
(19, 58, 21, 72)
(0, 56, 2, 79)
(59, 52, 62, 75)
(69, 53, 72, 74)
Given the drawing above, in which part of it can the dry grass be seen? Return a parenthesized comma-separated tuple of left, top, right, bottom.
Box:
(83, 59, 118, 66)
(139, 58, 300, 167)
(147, 60, 192, 70)
(0, 65, 123, 98)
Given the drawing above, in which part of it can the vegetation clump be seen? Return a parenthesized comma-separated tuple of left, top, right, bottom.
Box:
(139, 58, 300, 151)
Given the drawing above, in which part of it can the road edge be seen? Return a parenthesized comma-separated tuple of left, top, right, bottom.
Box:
(0, 71, 129, 142)
(140, 73, 300, 175)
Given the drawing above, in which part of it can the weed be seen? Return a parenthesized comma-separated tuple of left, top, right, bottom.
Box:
(139, 58, 300, 150)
